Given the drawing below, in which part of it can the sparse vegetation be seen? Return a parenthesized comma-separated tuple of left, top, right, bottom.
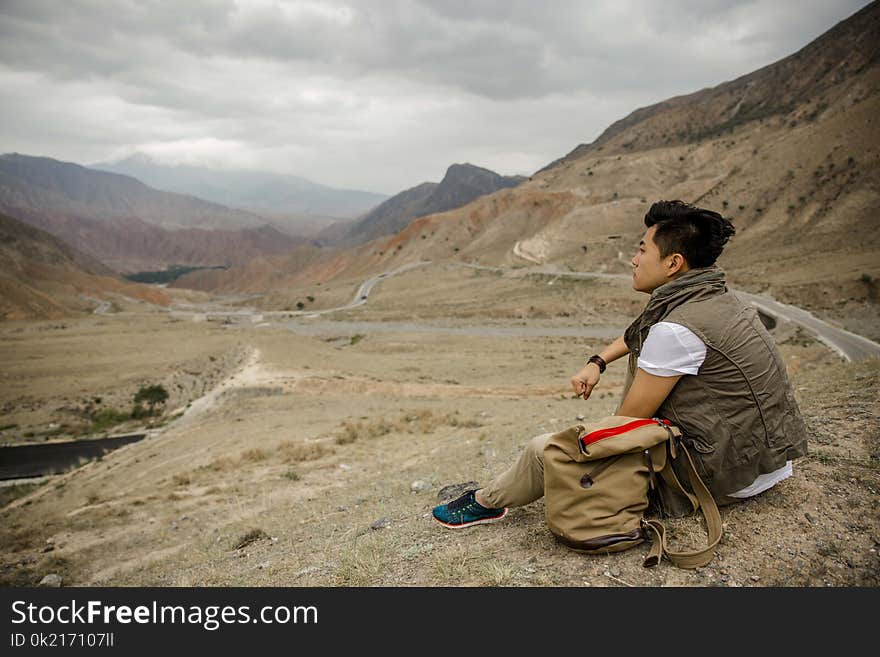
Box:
(335, 420, 360, 445)
(240, 448, 270, 462)
(202, 455, 237, 471)
(124, 264, 227, 284)
(90, 408, 131, 432)
(782, 326, 817, 347)
(233, 528, 269, 550)
(859, 274, 877, 300)
(332, 410, 483, 445)
(278, 441, 333, 463)
(0, 482, 41, 508)
(132, 384, 169, 418)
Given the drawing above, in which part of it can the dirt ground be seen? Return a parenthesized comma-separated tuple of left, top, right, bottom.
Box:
(0, 268, 878, 587)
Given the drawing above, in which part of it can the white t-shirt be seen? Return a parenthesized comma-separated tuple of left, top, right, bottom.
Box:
(637, 321, 792, 498)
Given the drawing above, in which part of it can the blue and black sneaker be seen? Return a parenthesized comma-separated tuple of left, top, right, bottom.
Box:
(432, 490, 508, 529)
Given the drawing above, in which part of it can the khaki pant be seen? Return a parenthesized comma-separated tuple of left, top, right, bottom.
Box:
(480, 432, 554, 509)
(480, 430, 747, 512)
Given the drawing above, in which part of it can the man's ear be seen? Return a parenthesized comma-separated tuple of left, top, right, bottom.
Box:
(667, 253, 686, 275)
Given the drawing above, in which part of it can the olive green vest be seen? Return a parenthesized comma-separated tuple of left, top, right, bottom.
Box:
(622, 267, 809, 510)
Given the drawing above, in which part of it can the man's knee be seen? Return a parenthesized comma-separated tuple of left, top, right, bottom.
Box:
(527, 432, 555, 464)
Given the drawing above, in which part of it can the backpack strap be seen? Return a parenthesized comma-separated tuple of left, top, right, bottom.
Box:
(642, 441, 722, 569)
(658, 457, 699, 514)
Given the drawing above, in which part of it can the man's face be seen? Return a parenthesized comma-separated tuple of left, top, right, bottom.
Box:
(631, 225, 674, 294)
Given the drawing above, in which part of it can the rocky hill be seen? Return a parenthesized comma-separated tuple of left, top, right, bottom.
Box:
(543, 1, 880, 168)
(0, 211, 169, 320)
(323, 163, 526, 247)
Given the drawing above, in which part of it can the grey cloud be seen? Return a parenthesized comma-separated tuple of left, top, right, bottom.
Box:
(1, 1, 869, 100)
(0, 0, 872, 193)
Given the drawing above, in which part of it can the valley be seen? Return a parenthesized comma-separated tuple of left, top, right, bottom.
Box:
(1, 265, 877, 587)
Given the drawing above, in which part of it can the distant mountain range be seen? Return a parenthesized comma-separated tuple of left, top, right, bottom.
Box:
(0, 153, 269, 231)
(0, 153, 310, 272)
(0, 153, 525, 276)
(91, 153, 388, 220)
(321, 163, 526, 246)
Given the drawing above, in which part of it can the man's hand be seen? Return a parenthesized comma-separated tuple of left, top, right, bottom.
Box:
(570, 362, 601, 400)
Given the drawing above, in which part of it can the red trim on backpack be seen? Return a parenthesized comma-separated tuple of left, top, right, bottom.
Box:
(579, 418, 670, 449)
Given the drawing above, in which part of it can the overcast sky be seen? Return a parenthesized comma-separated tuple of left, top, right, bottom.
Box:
(0, 0, 871, 195)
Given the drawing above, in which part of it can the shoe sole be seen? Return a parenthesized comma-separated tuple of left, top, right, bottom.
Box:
(432, 508, 508, 529)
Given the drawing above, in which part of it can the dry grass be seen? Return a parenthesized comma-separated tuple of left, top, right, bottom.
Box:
(335, 421, 360, 445)
(330, 535, 391, 585)
(278, 441, 333, 463)
(0, 483, 41, 508)
(0, 553, 72, 587)
(232, 528, 269, 550)
(333, 410, 484, 445)
(202, 455, 238, 472)
(240, 448, 270, 462)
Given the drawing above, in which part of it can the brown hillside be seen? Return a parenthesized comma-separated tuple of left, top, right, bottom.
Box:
(5, 204, 309, 273)
(0, 212, 170, 320)
(544, 1, 880, 167)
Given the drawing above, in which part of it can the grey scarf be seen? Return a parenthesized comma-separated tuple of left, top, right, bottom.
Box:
(623, 266, 728, 355)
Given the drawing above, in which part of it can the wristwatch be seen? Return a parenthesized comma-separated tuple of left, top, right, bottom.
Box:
(586, 354, 607, 374)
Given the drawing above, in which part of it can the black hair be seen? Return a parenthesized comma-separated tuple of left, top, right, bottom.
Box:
(644, 200, 735, 268)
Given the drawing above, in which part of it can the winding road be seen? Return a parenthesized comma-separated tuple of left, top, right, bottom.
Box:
(167, 255, 878, 362)
(296, 260, 431, 317)
(301, 259, 879, 362)
(733, 291, 880, 362)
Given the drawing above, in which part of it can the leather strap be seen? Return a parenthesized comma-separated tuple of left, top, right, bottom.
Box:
(586, 354, 606, 374)
(642, 441, 722, 569)
(658, 458, 698, 514)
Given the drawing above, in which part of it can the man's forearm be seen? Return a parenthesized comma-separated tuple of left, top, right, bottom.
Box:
(596, 335, 629, 366)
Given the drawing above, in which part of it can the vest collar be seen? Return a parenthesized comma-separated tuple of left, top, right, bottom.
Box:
(624, 266, 728, 352)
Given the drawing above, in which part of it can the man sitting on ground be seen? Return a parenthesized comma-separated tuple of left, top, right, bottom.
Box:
(433, 200, 808, 529)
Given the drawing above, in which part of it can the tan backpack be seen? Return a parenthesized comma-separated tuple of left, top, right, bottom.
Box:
(543, 415, 722, 569)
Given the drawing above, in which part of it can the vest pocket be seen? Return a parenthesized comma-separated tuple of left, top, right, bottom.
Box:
(663, 398, 716, 454)
(685, 434, 715, 454)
